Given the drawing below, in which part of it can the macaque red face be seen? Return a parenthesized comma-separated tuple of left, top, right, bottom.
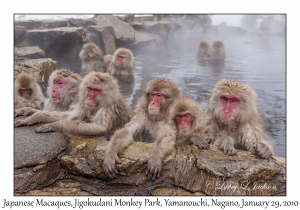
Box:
(219, 94, 240, 122)
(52, 78, 66, 102)
(175, 111, 193, 132)
(19, 88, 32, 99)
(116, 54, 125, 66)
(85, 85, 102, 108)
(148, 91, 165, 115)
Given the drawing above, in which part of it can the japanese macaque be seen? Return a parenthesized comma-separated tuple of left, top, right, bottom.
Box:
(17, 72, 132, 138)
(106, 48, 134, 74)
(103, 54, 113, 70)
(208, 40, 225, 62)
(197, 41, 209, 57)
(79, 42, 105, 75)
(14, 73, 44, 110)
(260, 15, 274, 33)
(168, 97, 216, 149)
(103, 78, 181, 180)
(205, 78, 273, 159)
(14, 69, 81, 118)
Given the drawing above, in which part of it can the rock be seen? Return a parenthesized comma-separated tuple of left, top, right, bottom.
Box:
(151, 187, 206, 196)
(130, 21, 171, 43)
(15, 179, 93, 196)
(87, 26, 116, 54)
(14, 58, 57, 82)
(92, 15, 135, 42)
(14, 117, 68, 168)
(59, 138, 286, 196)
(27, 27, 86, 64)
(14, 160, 64, 193)
(67, 18, 96, 28)
(14, 20, 45, 30)
(14, 25, 27, 44)
(14, 46, 46, 59)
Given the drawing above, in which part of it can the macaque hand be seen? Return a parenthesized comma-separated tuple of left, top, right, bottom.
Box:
(103, 154, 121, 179)
(254, 142, 273, 159)
(35, 122, 62, 133)
(14, 108, 34, 118)
(220, 138, 236, 156)
(144, 156, 162, 180)
(192, 137, 211, 149)
(14, 118, 38, 127)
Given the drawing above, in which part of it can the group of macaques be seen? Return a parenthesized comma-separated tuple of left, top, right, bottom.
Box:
(14, 41, 273, 180)
(197, 40, 226, 62)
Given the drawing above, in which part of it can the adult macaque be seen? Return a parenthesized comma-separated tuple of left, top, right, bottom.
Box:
(197, 41, 209, 57)
(14, 69, 81, 118)
(208, 40, 225, 62)
(168, 97, 216, 149)
(14, 73, 44, 110)
(106, 48, 134, 74)
(205, 78, 273, 159)
(17, 72, 132, 138)
(103, 78, 181, 180)
(79, 42, 105, 75)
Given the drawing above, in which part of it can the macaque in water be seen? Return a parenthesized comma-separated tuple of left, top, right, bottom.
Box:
(14, 73, 44, 110)
(208, 40, 225, 62)
(106, 48, 134, 74)
(14, 69, 81, 118)
(205, 78, 273, 159)
(197, 41, 210, 57)
(79, 42, 105, 75)
(168, 97, 217, 148)
(103, 78, 181, 180)
(16, 72, 132, 138)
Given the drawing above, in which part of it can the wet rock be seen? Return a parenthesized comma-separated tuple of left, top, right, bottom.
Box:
(27, 27, 86, 63)
(60, 138, 286, 196)
(14, 117, 68, 168)
(92, 15, 135, 42)
(14, 160, 64, 193)
(151, 186, 206, 196)
(15, 179, 93, 196)
(14, 25, 27, 44)
(14, 58, 57, 82)
(67, 18, 96, 28)
(87, 26, 116, 54)
(14, 46, 46, 59)
(130, 21, 171, 43)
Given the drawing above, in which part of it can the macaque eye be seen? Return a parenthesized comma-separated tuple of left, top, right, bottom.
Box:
(184, 113, 191, 117)
(149, 92, 155, 96)
(220, 96, 228, 102)
(94, 88, 101, 92)
(231, 98, 238, 103)
(157, 93, 164, 97)
(175, 114, 182, 119)
(117, 55, 125, 59)
(87, 87, 92, 91)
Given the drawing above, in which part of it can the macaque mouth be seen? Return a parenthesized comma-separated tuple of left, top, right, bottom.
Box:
(20, 88, 32, 98)
(52, 96, 60, 101)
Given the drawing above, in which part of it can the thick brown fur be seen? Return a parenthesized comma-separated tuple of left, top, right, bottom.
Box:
(103, 54, 113, 70)
(168, 97, 216, 148)
(197, 41, 209, 57)
(205, 78, 273, 158)
(30, 72, 132, 138)
(79, 42, 105, 74)
(14, 73, 44, 110)
(106, 48, 134, 74)
(103, 78, 181, 180)
(208, 40, 225, 61)
(14, 69, 82, 125)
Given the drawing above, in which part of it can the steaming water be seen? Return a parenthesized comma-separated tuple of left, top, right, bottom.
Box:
(126, 33, 286, 157)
